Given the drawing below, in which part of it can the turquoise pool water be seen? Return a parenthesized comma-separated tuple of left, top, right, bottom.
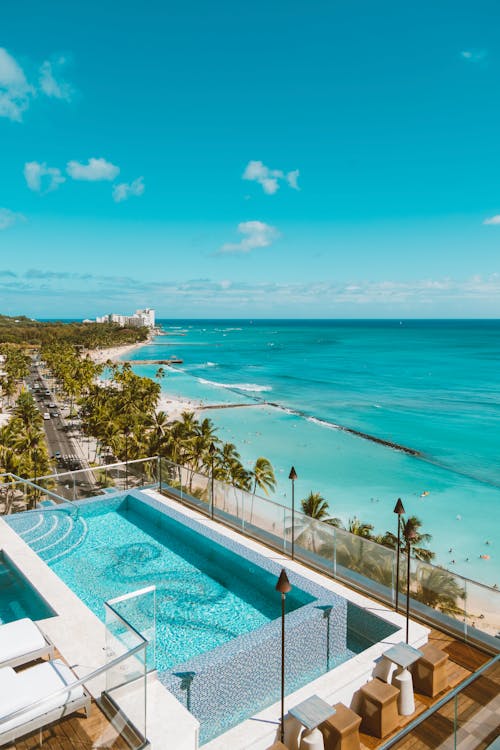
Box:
(0, 551, 55, 624)
(6, 494, 398, 743)
(6, 497, 313, 670)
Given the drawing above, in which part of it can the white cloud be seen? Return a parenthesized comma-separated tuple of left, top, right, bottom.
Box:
(112, 177, 145, 203)
(2, 272, 500, 317)
(286, 169, 300, 190)
(24, 161, 65, 193)
(483, 215, 500, 225)
(218, 221, 280, 254)
(67, 158, 120, 181)
(0, 49, 74, 122)
(0, 48, 34, 122)
(0, 208, 26, 230)
(39, 58, 72, 101)
(242, 160, 300, 194)
(460, 49, 488, 63)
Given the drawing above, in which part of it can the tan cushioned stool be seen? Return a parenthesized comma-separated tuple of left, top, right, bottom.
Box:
(267, 742, 289, 750)
(319, 702, 361, 750)
(359, 678, 400, 738)
(410, 643, 449, 697)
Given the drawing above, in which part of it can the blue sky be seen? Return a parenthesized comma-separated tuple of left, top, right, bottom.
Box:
(1, 0, 500, 318)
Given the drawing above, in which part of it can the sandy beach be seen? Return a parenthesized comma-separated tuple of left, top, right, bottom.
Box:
(89, 340, 148, 364)
(89, 339, 204, 419)
(83, 335, 500, 637)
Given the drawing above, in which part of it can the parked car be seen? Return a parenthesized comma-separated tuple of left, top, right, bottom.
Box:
(43, 412, 50, 420)
(48, 402, 56, 408)
(50, 411, 59, 418)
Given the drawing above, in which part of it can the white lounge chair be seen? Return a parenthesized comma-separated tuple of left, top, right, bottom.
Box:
(0, 617, 54, 668)
(0, 658, 90, 745)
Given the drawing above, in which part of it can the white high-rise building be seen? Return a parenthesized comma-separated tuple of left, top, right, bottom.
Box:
(92, 309, 156, 329)
(135, 308, 155, 328)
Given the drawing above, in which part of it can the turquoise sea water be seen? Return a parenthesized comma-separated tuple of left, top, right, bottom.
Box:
(125, 320, 500, 585)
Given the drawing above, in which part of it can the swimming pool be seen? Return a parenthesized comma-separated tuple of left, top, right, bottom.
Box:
(0, 551, 55, 624)
(6, 492, 398, 743)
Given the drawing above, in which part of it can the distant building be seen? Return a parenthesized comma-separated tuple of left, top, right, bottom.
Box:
(91, 308, 155, 329)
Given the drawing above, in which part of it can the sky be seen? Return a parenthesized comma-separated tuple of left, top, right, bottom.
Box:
(1, 0, 500, 318)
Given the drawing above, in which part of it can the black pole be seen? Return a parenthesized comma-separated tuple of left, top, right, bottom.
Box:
(280, 591, 285, 742)
(276, 569, 291, 744)
(211, 455, 214, 520)
(124, 429, 129, 490)
(158, 453, 162, 492)
(33, 451, 38, 509)
(393, 498, 405, 613)
(406, 538, 411, 643)
(209, 442, 215, 520)
(289, 467, 297, 560)
(396, 517, 401, 611)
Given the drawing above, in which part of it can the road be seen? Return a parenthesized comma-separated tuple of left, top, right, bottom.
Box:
(28, 363, 100, 500)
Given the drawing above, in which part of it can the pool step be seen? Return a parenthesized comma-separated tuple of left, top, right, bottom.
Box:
(6, 510, 88, 564)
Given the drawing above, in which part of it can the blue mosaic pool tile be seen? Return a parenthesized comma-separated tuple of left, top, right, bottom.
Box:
(5, 489, 397, 745)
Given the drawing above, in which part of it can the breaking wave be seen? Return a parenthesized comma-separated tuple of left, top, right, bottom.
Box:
(197, 378, 272, 393)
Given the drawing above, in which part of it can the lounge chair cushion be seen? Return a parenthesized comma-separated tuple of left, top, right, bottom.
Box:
(0, 659, 84, 732)
(0, 618, 47, 664)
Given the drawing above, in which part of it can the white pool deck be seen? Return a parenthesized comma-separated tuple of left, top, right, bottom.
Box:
(0, 489, 429, 750)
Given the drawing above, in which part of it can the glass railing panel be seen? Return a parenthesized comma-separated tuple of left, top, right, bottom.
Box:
(124, 457, 159, 489)
(189, 468, 211, 507)
(0, 478, 28, 514)
(244, 491, 287, 549)
(212, 476, 226, 517)
(386, 655, 500, 750)
(462, 577, 500, 642)
(410, 558, 468, 636)
(293, 511, 336, 570)
(160, 458, 186, 501)
(334, 525, 396, 598)
(0, 638, 148, 749)
(104, 594, 149, 747)
(85, 662, 148, 750)
(0, 478, 61, 514)
(220, 484, 244, 527)
(33, 458, 159, 502)
(106, 586, 156, 673)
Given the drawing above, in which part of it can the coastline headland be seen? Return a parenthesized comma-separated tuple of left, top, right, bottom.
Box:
(93, 341, 423, 459)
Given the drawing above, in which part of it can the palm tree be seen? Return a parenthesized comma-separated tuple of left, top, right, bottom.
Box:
(249, 456, 276, 523)
(403, 515, 434, 563)
(347, 516, 374, 538)
(11, 390, 42, 428)
(413, 565, 465, 617)
(146, 410, 169, 455)
(291, 492, 338, 554)
(0, 448, 25, 513)
(251, 457, 276, 496)
(301, 492, 330, 519)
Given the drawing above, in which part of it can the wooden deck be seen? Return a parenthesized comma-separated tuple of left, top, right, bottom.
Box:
(359, 629, 499, 750)
(7, 652, 143, 749)
(7, 699, 133, 749)
(6, 630, 498, 749)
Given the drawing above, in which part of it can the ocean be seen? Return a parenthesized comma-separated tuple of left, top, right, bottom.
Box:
(125, 319, 500, 586)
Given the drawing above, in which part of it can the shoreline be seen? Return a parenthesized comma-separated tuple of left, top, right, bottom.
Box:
(88, 339, 206, 419)
(88, 339, 150, 365)
(73, 340, 500, 634)
(86, 335, 500, 596)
